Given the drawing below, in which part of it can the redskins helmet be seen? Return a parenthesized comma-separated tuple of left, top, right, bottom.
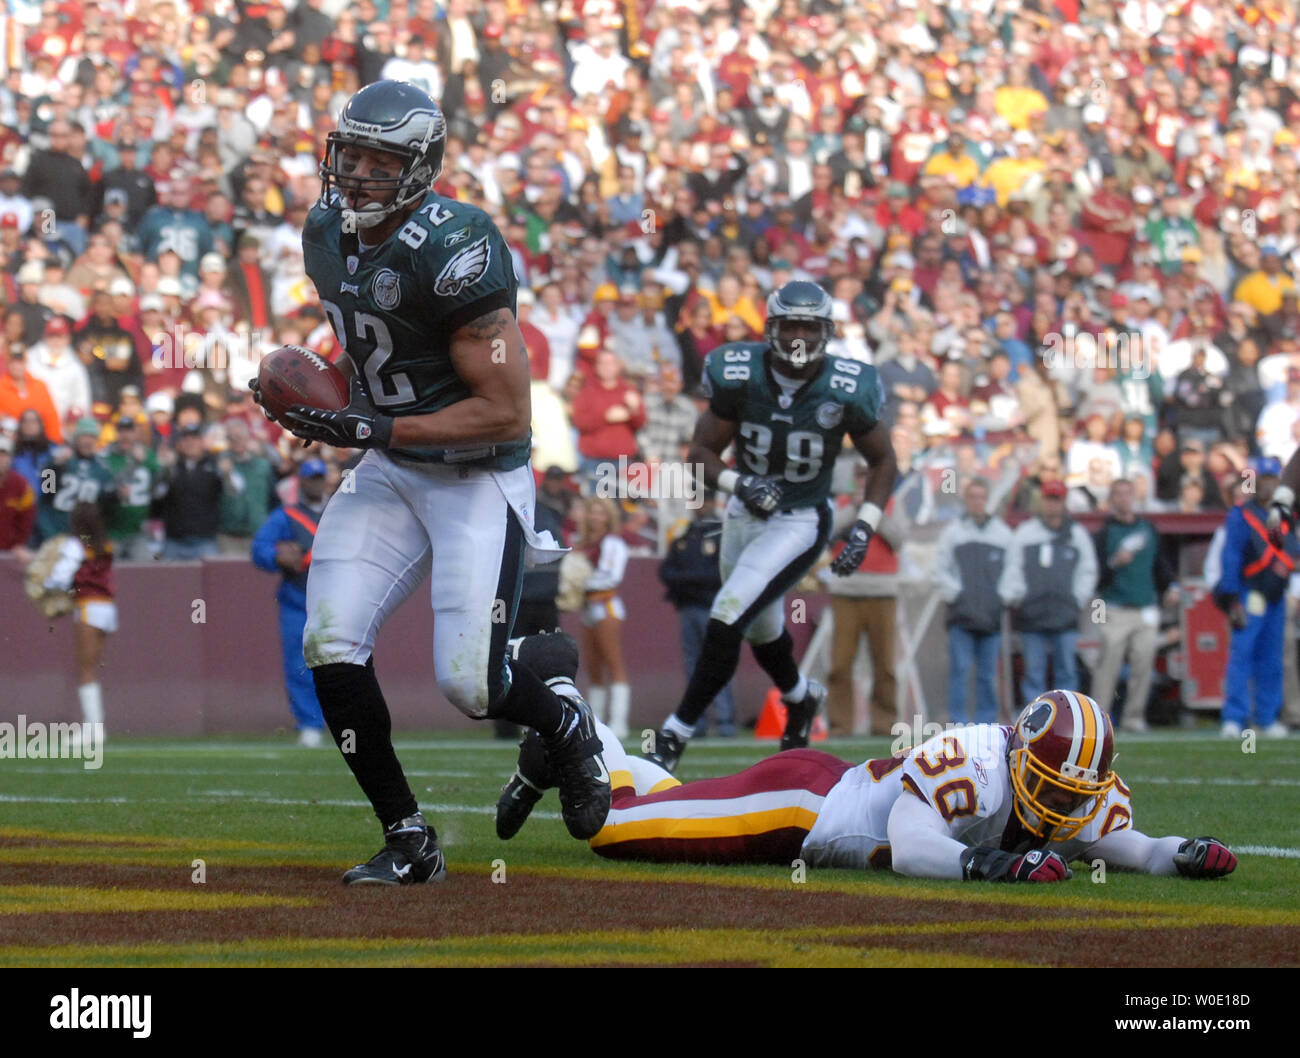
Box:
(1007, 690, 1116, 842)
(764, 280, 834, 370)
(319, 80, 446, 231)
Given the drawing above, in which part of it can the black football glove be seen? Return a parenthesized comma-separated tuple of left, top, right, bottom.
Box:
(1212, 591, 1248, 630)
(830, 520, 875, 576)
(1173, 836, 1237, 879)
(734, 474, 783, 519)
(961, 845, 1073, 883)
(247, 376, 278, 423)
(283, 376, 394, 450)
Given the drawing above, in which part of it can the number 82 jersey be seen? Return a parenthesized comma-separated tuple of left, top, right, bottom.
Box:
(700, 342, 885, 509)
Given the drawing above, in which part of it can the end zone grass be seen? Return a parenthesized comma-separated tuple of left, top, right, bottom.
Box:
(1, 731, 1296, 966)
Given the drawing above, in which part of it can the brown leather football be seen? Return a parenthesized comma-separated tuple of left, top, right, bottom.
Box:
(256, 346, 350, 421)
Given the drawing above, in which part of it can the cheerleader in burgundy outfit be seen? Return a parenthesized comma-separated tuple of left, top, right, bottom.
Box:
(45, 502, 117, 730)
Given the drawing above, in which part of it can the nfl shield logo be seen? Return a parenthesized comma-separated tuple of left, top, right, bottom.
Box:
(346, 256, 359, 275)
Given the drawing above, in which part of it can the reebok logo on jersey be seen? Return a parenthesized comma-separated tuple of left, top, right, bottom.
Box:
(444, 226, 472, 247)
(434, 235, 492, 297)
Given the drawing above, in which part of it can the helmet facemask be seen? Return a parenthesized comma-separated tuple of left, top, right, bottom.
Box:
(1009, 746, 1115, 842)
(321, 134, 437, 231)
(765, 315, 833, 372)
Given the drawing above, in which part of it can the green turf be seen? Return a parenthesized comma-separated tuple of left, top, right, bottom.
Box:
(1, 729, 1296, 911)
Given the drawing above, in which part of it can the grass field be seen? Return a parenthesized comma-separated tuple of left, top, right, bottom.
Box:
(1, 729, 1297, 967)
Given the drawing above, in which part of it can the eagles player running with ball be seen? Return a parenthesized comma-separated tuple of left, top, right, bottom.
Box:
(251, 81, 610, 885)
(646, 281, 897, 771)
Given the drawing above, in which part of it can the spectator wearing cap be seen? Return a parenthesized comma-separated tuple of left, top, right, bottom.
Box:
(1171, 345, 1232, 448)
(103, 414, 163, 561)
(983, 130, 1046, 207)
(1213, 456, 1296, 739)
(75, 291, 144, 417)
(156, 422, 241, 561)
(20, 120, 92, 255)
(38, 417, 118, 544)
(1079, 163, 1138, 270)
(1155, 437, 1226, 510)
(217, 417, 275, 557)
(8, 272, 43, 349)
(252, 457, 332, 747)
(1146, 186, 1200, 276)
(923, 131, 980, 190)
(1235, 244, 1296, 317)
(998, 477, 1098, 705)
(26, 316, 91, 425)
(1090, 478, 1179, 732)
(0, 168, 33, 234)
(0, 432, 36, 555)
(0, 346, 63, 446)
(96, 141, 156, 229)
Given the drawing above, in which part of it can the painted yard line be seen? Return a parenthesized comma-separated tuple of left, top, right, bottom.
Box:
(1236, 844, 1300, 859)
(0, 885, 318, 914)
(0, 926, 1033, 969)
(1131, 776, 1300, 787)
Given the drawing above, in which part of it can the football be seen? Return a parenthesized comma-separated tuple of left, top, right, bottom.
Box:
(256, 345, 350, 422)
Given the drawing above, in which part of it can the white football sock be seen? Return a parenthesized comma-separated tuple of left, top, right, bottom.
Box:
(781, 674, 809, 705)
(587, 685, 608, 722)
(663, 713, 696, 740)
(79, 682, 103, 727)
(609, 682, 630, 740)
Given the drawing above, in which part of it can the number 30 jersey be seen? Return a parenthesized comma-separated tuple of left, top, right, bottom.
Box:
(800, 724, 1135, 871)
(302, 190, 528, 469)
(700, 343, 885, 509)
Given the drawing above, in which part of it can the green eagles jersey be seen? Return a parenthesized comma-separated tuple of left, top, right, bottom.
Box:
(38, 454, 118, 540)
(104, 446, 162, 539)
(302, 190, 528, 470)
(702, 343, 885, 509)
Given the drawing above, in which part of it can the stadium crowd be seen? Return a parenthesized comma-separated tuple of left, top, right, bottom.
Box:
(3, 0, 1300, 732)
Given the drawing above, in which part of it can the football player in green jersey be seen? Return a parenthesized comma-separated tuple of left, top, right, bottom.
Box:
(644, 280, 899, 772)
(249, 80, 610, 886)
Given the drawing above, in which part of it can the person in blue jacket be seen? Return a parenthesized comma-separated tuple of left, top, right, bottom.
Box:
(252, 459, 334, 746)
(1213, 456, 1297, 739)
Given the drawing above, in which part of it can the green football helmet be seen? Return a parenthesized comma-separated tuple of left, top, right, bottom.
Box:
(320, 79, 446, 231)
(764, 280, 835, 370)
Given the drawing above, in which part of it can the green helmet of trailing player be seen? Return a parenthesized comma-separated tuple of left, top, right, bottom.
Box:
(319, 79, 447, 231)
(765, 280, 835, 371)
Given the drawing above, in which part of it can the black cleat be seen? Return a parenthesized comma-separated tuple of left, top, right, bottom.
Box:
(780, 679, 826, 751)
(544, 698, 611, 840)
(643, 728, 687, 773)
(342, 813, 448, 886)
(496, 729, 555, 840)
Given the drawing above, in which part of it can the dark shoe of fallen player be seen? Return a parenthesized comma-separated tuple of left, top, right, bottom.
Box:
(342, 813, 448, 886)
(496, 728, 555, 840)
(780, 679, 827, 751)
(545, 699, 611, 840)
(643, 728, 687, 773)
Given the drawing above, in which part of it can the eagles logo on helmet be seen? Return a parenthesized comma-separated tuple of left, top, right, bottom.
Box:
(764, 280, 835, 375)
(319, 79, 447, 232)
(1007, 689, 1116, 842)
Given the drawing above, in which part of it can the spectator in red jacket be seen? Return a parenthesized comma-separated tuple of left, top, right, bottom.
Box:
(570, 348, 646, 493)
(0, 433, 35, 555)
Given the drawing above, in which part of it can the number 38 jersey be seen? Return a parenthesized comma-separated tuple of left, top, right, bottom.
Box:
(800, 724, 1135, 871)
(700, 343, 885, 509)
(302, 190, 528, 469)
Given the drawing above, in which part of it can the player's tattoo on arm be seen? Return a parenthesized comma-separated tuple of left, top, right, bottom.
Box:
(463, 308, 513, 343)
